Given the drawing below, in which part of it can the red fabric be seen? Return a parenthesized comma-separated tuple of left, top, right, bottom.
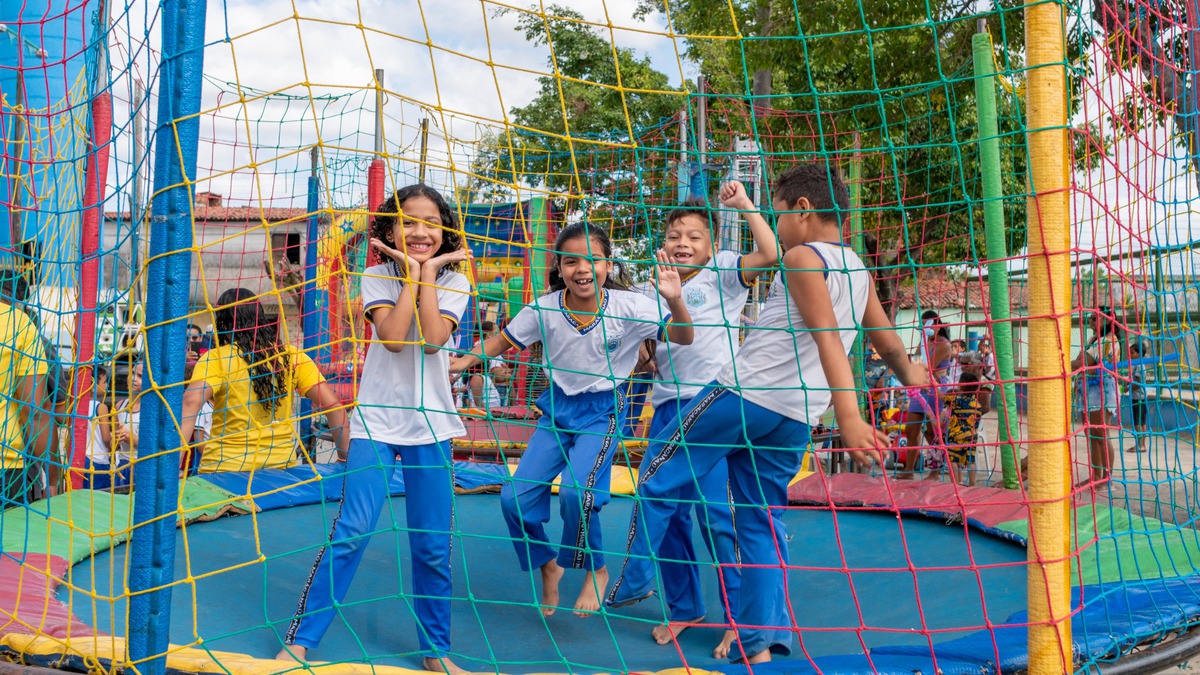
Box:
(0, 554, 98, 639)
(788, 472, 1030, 529)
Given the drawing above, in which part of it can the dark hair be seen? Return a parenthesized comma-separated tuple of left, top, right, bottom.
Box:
(187, 323, 202, 334)
(480, 320, 496, 334)
(773, 162, 850, 225)
(665, 197, 719, 242)
(921, 310, 941, 323)
(1092, 305, 1124, 341)
(952, 339, 967, 349)
(547, 222, 632, 292)
(369, 184, 462, 265)
(214, 288, 290, 416)
(959, 371, 981, 391)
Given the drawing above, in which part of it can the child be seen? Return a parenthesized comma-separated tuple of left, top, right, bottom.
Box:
(450, 222, 694, 618)
(928, 372, 990, 486)
(1126, 341, 1148, 453)
(1072, 305, 1122, 484)
(612, 181, 778, 658)
(607, 163, 925, 663)
(108, 360, 142, 490)
(83, 366, 115, 490)
(462, 321, 506, 409)
(279, 185, 468, 674)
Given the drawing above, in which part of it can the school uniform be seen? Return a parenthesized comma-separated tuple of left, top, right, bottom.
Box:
(84, 400, 124, 490)
(499, 288, 667, 572)
(285, 263, 470, 657)
(625, 249, 752, 624)
(609, 241, 870, 659)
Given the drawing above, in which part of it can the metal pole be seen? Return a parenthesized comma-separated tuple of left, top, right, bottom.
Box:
(131, 80, 145, 296)
(1024, 0, 1073, 670)
(973, 22, 1021, 489)
(696, 75, 707, 166)
(374, 68, 384, 157)
(69, 0, 114, 489)
(418, 117, 430, 183)
(849, 133, 866, 414)
(128, 0, 207, 672)
(678, 107, 688, 202)
(301, 148, 322, 448)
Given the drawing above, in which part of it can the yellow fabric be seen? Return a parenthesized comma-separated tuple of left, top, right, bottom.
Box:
(0, 303, 47, 469)
(193, 345, 323, 474)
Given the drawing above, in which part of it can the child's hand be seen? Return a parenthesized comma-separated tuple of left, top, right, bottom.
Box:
(719, 180, 754, 210)
(898, 361, 930, 389)
(838, 418, 889, 468)
(370, 238, 422, 279)
(423, 248, 470, 278)
(653, 250, 682, 302)
(448, 355, 472, 375)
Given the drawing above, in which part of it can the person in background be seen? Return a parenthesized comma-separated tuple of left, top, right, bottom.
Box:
(1126, 340, 1149, 454)
(84, 366, 115, 490)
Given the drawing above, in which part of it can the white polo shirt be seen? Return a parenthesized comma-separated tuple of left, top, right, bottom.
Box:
(352, 263, 471, 445)
(638, 249, 752, 404)
(503, 289, 668, 396)
(718, 241, 870, 425)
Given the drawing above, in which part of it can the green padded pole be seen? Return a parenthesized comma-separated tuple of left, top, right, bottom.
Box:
(973, 28, 1020, 488)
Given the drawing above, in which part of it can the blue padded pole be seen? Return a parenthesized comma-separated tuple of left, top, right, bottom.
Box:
(300, 148, 321, 445)
(127, 0, 207, 672)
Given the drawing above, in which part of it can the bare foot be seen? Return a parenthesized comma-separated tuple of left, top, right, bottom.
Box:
(574, 567, 609, 617)
(732, 649, 772, 665)
(275, 645, 307, 662)
(540, 560, 564, 617)
(423, 656, 467, 674)
(650, 617, 702, 645)
(713, 629, 737, 659)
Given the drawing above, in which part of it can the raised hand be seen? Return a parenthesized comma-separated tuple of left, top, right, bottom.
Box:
(719, 180, 754, 210)
(370, 238, 421, 279)
(653, 250, 682, 302)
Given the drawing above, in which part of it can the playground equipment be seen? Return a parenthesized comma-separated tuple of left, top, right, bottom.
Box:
(3, 1, 1200, 674)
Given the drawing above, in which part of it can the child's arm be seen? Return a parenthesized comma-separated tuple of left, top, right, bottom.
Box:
(861, 282, 928, 388)
(178, 381, 215, 448)
(720, 180, 779, 282)
(655, 250, 695, 345)
(417, 249, 471, 354)
(367, 238, 421, 353)
(450, 334, 519, 375)
(97, 403, 112, 447)
(784, 246, 889, 466)
(303, 381, 349, 460)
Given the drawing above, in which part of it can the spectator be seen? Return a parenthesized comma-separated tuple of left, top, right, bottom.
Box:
(0, 298, 55, 502)
(177, 288, 348, 472)
(83, 366, 115, 490)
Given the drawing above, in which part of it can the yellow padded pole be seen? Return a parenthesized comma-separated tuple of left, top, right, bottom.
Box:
(1024, 0, 1073, 672)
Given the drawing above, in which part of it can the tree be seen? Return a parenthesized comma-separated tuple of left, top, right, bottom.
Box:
(1092, 0, 1199, 193)
(468, 5, 683, 243)
(634, 0, 1097, 316)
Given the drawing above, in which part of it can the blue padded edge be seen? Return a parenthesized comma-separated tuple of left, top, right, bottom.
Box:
(714, 654, 990, 675)
(199, 461, 511, 512)
(868, 576, 1200, 673)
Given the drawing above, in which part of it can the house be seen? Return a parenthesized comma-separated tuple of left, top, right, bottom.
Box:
(104, 193, 317, 323)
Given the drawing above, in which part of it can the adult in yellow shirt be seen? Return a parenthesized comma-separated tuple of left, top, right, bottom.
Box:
(179, 289, 348, 473)
(0, 301, 55, 501)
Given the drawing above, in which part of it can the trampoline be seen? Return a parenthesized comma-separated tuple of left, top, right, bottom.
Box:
(5, 465, 1200, 674)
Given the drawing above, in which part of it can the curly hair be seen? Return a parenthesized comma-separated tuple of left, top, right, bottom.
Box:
(369, 184, 463, 267)
(213, 288, 290, 417)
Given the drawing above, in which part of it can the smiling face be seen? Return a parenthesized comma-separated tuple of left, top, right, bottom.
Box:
(391, 195, 444, 264)
(555, 235, 612, 302)
(663, 214, 714, 269)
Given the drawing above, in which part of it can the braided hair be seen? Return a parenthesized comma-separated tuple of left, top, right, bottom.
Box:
(214, 288, 290, 417)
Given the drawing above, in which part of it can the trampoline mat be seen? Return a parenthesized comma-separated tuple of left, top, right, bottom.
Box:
(60, 495, 1028, 673)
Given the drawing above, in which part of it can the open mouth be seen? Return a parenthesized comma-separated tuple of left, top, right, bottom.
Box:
(407, 242, 433, 255)
(573, 278, 594, 290)
(672, 252, 693, 263)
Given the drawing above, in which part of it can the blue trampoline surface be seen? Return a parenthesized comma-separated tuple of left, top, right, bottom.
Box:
(61, 495, 1029, 673)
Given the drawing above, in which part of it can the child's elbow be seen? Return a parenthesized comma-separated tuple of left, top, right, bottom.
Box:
(670, 328, 694, 345)
(423, 344, 442, 355)
(381, 341, 407, 354)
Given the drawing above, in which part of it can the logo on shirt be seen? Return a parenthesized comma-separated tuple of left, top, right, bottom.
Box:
(605, 335, 622, 353)
(685, 287, 707, 309)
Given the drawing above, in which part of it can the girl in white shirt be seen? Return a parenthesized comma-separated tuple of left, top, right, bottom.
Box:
(452, 222, 694, 619)
(281, 185, 468, 674)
